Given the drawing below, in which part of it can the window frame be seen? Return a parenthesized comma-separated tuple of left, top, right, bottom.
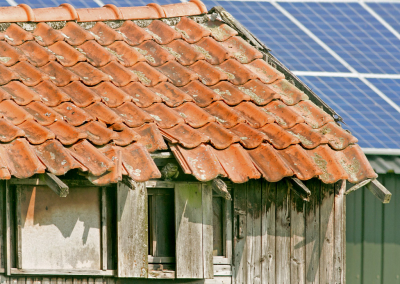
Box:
(212, 192, 233, 265)
(6, 178, 116, 276)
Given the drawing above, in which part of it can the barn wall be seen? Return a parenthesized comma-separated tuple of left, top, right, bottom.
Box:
(346, 173, 400, 284)
(0, 179, 346, 284)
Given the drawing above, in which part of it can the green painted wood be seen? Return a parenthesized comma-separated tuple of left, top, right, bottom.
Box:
(362, 175, 383, 284)
(346, 184, 363, 284)
(382, 174, 400, 284)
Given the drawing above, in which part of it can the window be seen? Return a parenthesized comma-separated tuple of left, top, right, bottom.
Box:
(14, 185, 114, 271)
(212, 191, 232, 265)
(147, 188, 175, 263)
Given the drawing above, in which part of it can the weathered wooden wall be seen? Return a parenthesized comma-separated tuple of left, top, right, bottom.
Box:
(232, 179, 346, 284)
(0, 178, 346, 284)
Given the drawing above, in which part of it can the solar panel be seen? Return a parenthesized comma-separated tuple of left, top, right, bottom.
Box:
(281, 2, 400, 74)
(367, 2, 400, 34)
(299, 76, 400, 149)
(203, 0, 348, 72)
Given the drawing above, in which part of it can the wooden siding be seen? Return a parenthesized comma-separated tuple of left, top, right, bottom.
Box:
(232, 179, 346, 284)
(346, 173, 400, 284)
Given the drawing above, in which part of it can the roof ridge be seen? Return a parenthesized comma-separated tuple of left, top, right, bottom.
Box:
(0, 0, 207, 23)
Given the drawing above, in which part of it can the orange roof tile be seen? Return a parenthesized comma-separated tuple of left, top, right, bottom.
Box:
(0, 1, 377, 185)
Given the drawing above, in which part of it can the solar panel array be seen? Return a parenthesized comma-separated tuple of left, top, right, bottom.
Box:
(3, 0, 400, 150)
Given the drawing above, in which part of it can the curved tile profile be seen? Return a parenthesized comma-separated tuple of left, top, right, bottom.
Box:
(0, 1, 377, 185)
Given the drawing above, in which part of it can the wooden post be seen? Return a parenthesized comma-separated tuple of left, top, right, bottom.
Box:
(233, 183, 247, 284)
(116, 182, 148, 278)
(334, 180, 346, 284)
(4, 180, 11, 276)
(367, 179, 392, 204)
(202, 183, 213, 279)
(101, 187, 107, 271)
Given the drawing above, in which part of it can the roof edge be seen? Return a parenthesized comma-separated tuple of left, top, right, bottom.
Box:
(0, 0, 207, 23)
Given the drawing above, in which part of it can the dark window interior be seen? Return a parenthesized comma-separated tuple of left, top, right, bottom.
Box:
(213, 195, 224, 256)
(147, 188, 175, 259)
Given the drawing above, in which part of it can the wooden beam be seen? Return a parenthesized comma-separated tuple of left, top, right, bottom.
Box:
(212, 178, 231, 200)
(288, 178, 311, 201)
(367, 179, 392, 204)
(39, 173, 69, 197)
(345, 179, 372, 195)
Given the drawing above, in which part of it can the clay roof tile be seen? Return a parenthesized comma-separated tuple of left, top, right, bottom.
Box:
(31, 80, 70, 107)
(258, 123, 300, 150)
(17, 119, 55, 144)
(61, 81, 101, 107)
(194, 37, 231, 65)
(173, 102, 215, 128)
(68, 62, 111, 86)
(292, 100, 334, 129)
(0, 63, 19, 85)
(151, 82, 193, 107)
(157, 61, 198, 86)
(0, 118, 25, 142)
(33, 22, 65, 46)
(163, 39, 205, 66)
(76, 40, 115, 67)
(0, 41, 27, 66)
(197, 122, 240, 149)
(99, 61, 138, 87)
(112, 102, 154, 128)
(3, 81, 41, 105)
(90, 82, 131, 107)
(84, 101, 122, 125)
(204, 101, 246, 128)
(135, 40, 175, 67)
(106, 41, 146, 67)
(54, 102, 93, 126)
(109, 123, 140, 146)
(46, 120, 87, 145)
(180, 81, 221, 107)
(145, 20, 182, 44)
(0, 100, 34, 125)
(160, 123, 208, 148)
(40, 61, 79, 86)
(120, 82, 162, 108)
(61, 22, 95, 46)
(263, 100, 305, 129)
(175, 17, 211, 43)
(116, 21, 153, 46)
(89, 22, 124, 46)
(218, 59, 258, 85)
(229, 123, 268, 149)
(220, 36, 263, 64)
(130, 61, 168, 86)
(47, 41, 87, 67)
(202, 20, 238, 42)
(317, 122, 358, 150)
(4, 24, 34, 46)
(77, 121, 119, 145)
(143, 102, 184, 128)
(245, 59, 285, 84)
(23, 101, 63, 126)
(210, 81, 250, 106)
(233, 102, 275, 128)
(132, 123, 167, 152)
(11, 61, 47, 86)
(188, 60, 228, 86)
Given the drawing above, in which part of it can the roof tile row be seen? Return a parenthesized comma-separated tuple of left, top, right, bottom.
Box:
(0, 4, 377, 186)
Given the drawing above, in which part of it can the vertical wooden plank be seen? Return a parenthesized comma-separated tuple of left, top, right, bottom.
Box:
(233, 183, 247, 284)
(261, 181, 276, 284)
(15, 186, 22, 269)
(382, 174, 400, 284)
(319, 183, 335, 283)
(246, 180, 262, 284)
(334, 180, 346, 284)
(4, 181, 11, 276)
(224, 195, 233, 262)
(345, 182, 363, 284)
(117, 182, 148, 278)
(203, 183, 214, 279)
(305, 179, 320, 284)
(0, 181, 3, 270)
(101, 187, 107, 271)
(175, 183, 203, 278)
(291, 182, 306, 284)
(362, 176, 383, 284)
(276, 180, 291, 284)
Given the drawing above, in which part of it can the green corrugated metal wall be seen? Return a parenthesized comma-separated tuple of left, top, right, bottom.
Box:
(346, 173, 400, 284)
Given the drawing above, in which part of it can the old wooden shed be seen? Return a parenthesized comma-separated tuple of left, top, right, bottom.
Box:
(0, 1, 390, 284)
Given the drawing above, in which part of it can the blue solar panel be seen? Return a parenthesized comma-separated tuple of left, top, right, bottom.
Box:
(367, 78, 400, 108)
(202, 1, 347, 72)
(367, 2, 400, 34)
(281, 2, 400, 74)
(299, 76, 400, 149)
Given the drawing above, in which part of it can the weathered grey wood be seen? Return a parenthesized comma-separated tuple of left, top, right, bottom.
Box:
(319, 183, 335, 283)
(233, 183, 247, 284)
(147, 256, 175, 264)
(202, 183, 214, 279)
(261, 181, 276, 284)
(101, 187, 107, 271)
(148, 264, 175, 279)
(213, 197, 224, 257)
(4, 180, 11, 276)
(276, 180, 291, 284)
(16, 186, 22, 269)
(367, 179, 392, 203)
(117, 182, 148, 278)
(246, 180, 262, 284)
(344, 179, 371, 195)
(39, 173, 69, 197)
(145, 180, 175, 188)
(212, 179, 231, 200)
(305, 179, 320, 284)
(290, 183, 306, 284)
(290, 178, 311, 201)
(224, 195, 233, 263)
(213, 265, 232, 276)
(334, 180, 346, 284)
(9, 269, 114, 276)
(175, 183, 203, 278)
(0, 182, 3, 270)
